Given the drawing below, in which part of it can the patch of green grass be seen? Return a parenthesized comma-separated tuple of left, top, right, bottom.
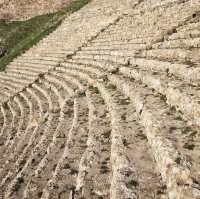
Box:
(0, 0, 90, 71)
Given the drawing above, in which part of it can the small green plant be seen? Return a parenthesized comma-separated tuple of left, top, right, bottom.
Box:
(0, 0, 90, 71)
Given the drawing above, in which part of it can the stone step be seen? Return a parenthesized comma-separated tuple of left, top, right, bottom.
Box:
(68, 55, 200, 84)
(109, 70, 200, 199)
(58, 59, 200, 198)
(98, 82, 167, 199)
(139, 48, 200, 64)
(81, 43, 148, 51)
(41, 97, 89, 199)
(119, 66, 200, 126)
(0, 0, 199, 198)
(23, 98, 75, 199)
(0, 94, 31, 191)
(153, 38, 200, 49)
(167, 29, 200, 40)
(52, 65, 168, 199)
(77, 49, 141, 57)
(0, 103, 15, 147)
(73, 88, 111, 199)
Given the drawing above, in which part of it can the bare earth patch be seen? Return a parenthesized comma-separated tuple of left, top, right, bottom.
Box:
(0, 0, 72, 21)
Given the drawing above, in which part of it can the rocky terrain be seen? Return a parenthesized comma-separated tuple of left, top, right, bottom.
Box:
(0, 0, 200, 199)
(0, 0, 71, 20)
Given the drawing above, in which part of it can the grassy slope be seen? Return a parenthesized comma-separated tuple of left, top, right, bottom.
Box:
(0, 0, 90, 71)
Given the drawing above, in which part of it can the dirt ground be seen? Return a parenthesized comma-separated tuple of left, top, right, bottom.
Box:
(0, 0, 72, 20)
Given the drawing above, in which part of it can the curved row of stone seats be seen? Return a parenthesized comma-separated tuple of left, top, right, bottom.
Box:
(23, 98, 75, 199)
(13, 59, 59, 67)
(69, 56, 200, 85)
(95, 1, 199, 47)
(5, 67, 47, 75)
(7, 61, 55, 69)
(1, 55, 169, 197)
(0, 79, 31, 104)
(48, 64, 168, 199)
(54, 56, 200, 198)
(1, 79, 61, 198)
(1, 66, 94, 198)
(0, 69, 72, 193)
(74, 49, 199, 127)
(0, 81, 49, 168)
(139, 48, 200, 65)
(0, 94, 31, 186)
(5, 88, 44, 160)
(176, 20, 200, 33)
(153, 37, 200, 49)
(0, 71, 36, 80)
(73, 88, 112, 199)
(21, 73, 89, 198)
(0, 1, 138, 102)
(128, 58, 200, 84)
(21, 72, 81, 198)
(0, 103, 16, 145)
(0, 102, 9, 134)
(0, 105, 5, 124)
(21, 82, 89, 198)
(32, 73, 97, 197)
(40, 97, 89, 199)
(0, 0, 139, 103)
(109, 74, 200, 199)
(167, 24, 200, 40)
(19, 54, 67, 63)
(0, 91, 41, 179)
(6, 92, 34, 148)
(37, 70, 165, 199)
(72, 53, 133, 66)
(6, 91, 39, 161)
(97, 82, 166, 199)
(68, 0, 199, 123)
(5, 100, 20, 141)
(119, 66, 200, 124)
(135, 0, 190, 11)
(0, 0, 199, 198)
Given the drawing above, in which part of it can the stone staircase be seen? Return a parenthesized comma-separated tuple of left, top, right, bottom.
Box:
(0, 0, 200, 198)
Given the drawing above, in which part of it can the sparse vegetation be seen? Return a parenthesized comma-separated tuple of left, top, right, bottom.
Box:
(0, 0, 90, 71)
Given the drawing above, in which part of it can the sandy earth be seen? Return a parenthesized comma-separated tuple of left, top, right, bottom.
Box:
(0, 0, 72, 20)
